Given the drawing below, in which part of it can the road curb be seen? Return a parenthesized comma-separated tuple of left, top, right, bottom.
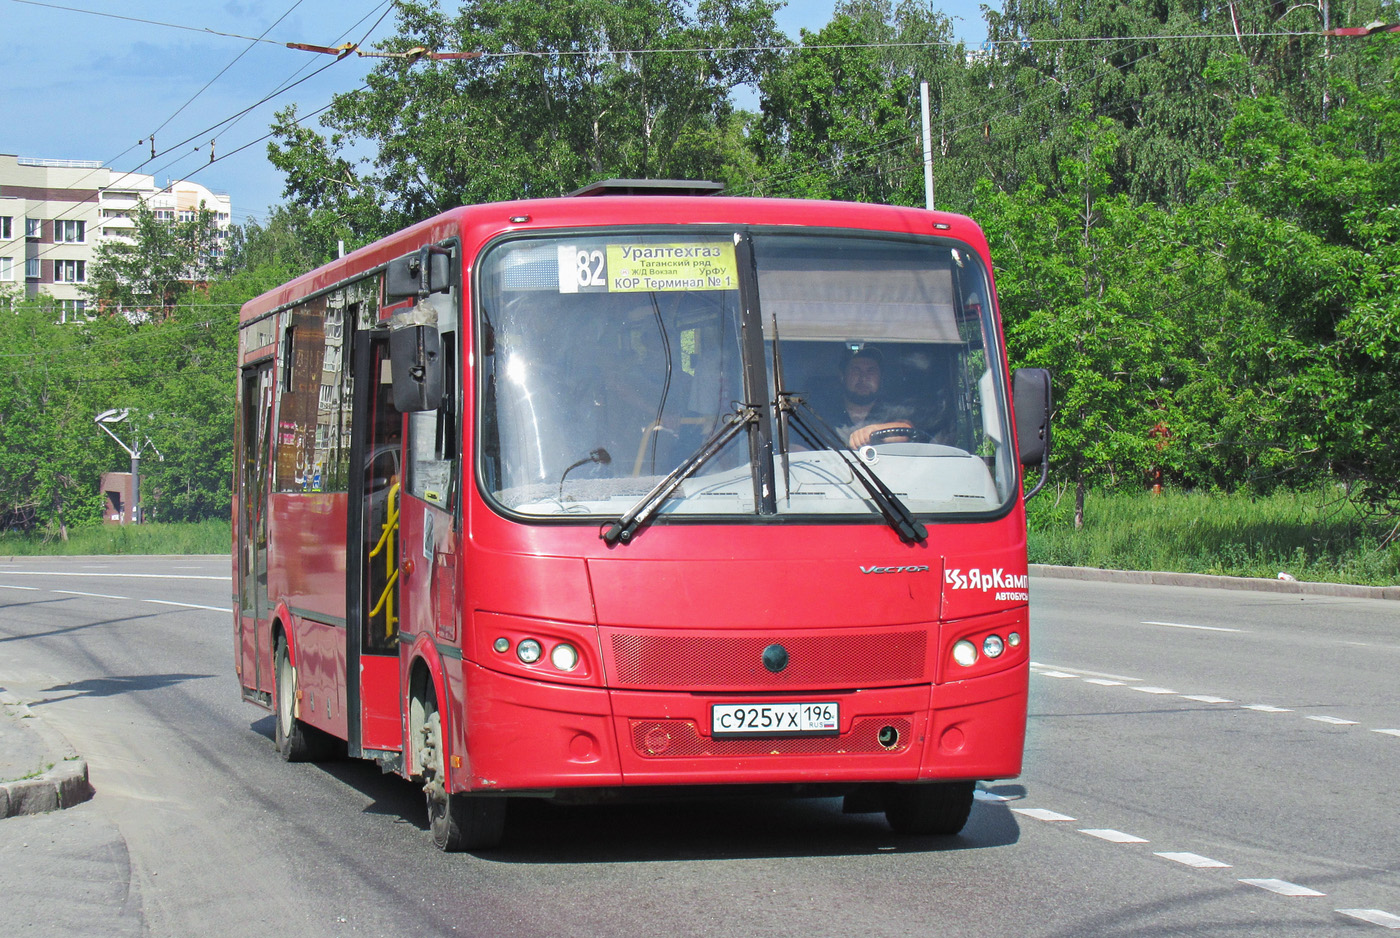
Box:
(0, 692, 93, 819)
(1030, 564, 1400, 601)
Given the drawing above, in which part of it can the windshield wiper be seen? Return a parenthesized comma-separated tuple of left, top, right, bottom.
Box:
(777, 391, 928, 544)
(601, 403, 759, 546)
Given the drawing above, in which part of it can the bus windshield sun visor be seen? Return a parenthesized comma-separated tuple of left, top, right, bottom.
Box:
(601, 403, 759, 545)
(777, 392, 928, 544)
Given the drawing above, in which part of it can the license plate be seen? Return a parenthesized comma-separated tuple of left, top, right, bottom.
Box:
(711, 702, 840, 738)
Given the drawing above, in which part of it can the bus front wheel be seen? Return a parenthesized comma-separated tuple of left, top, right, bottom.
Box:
(882, 781, 975, 836)
(420, 699, 505, 851)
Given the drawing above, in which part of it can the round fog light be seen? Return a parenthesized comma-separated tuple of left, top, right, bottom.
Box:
(516, 639, 542, 664)
(493, 637, 510, 654)
(983, 634, 1005, 658)
(550, 643, 580, 671)
(1007, 631, 1022, 647)
(952, 640, 979, 667)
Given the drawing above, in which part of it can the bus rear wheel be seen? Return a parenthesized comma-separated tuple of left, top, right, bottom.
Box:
(882, 781, 975, 836)
(274, 637, 332, 762)
(420, 698, 505, 851)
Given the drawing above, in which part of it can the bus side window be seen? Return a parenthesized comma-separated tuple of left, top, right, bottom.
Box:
(406, 333, 457, 512)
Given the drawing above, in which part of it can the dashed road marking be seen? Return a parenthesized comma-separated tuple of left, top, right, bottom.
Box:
(1142, 620, 1244, 633)
(0, 584, 40, 591)
(973, 790, 1012, 803)
(1372, 729, 1400, 738)
(53, 589, 130, 600)
(1084, 678, 1125, 686)
(1080, 829, 1148, 843)
(1131, 685, 1178, 695)
(1336, 909, 1400, 929)
(143, 599, 233, 613)
(1155, 852, 1231, 869)
(1182, 695, 1234, 703)
(1306, 715, 1358, 725)
(1240, 878, 1326, 897)
(1244, 704, 1294, 713)
(1038, 670, 1079, 679)
(1013, 808, 1077, 822)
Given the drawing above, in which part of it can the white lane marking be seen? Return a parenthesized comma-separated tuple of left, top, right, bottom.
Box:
(1306, 715, 1358, 725)
(0, 572, 225, 580)
(1037, 671, 1080, 679)
(0, 584, 40, 591)
(1373, 729, 1400, 738)
(1030, 662, 1141, 682)
(1240, 879, 1326, 897)
(53, 590, 130, 600)
(1131, 686, 1178, 695)
(1013, 808, 1077, 822)
(1182, 695, 1234, 703)
(1156, 852, 1231, 869)
(1084, 678, 1125, 686)
(143, 599, 233, 613)
(973, 790, 1012, 803)
(1244, 704, 1294, 713)
(1336, 909, 1400, 929)
(1080, 829, 1148, 843)
(1142, 620, 1244, 633)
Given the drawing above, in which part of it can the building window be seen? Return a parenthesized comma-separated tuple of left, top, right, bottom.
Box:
(0, 257, 12, 281)
(54, 259, 86, 282)
(57, 299, 87, 323)
(26, 218, 41, 238)
(26, 257, 39, 279)
(178, 210, 196, 222)
(54, 220, 85, 243)
(0, 216, 11, 239)
(154, 209, 175, 222)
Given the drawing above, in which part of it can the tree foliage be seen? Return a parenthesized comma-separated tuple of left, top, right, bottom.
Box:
(84, 204, 227, 318)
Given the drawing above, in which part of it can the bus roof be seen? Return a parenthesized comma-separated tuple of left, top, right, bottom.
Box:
(238, 195, 989, 323)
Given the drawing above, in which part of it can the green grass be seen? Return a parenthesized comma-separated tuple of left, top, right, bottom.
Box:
(1027, 487, 1400, 587)
(0, 520, 230, 557)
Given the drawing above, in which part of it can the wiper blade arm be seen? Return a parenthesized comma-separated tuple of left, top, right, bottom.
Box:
(602, 403, 759, 546)
(777, 392, 927, 544)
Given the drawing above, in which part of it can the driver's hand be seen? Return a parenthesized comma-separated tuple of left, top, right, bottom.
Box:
(848, 421, 913, 447)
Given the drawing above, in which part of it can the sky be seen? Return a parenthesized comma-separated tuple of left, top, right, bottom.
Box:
(2, 1, 996, 223)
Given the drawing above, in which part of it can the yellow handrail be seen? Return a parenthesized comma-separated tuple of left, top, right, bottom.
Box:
(367, 482, 399, 638)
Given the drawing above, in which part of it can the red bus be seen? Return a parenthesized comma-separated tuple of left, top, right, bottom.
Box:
(234, 180, 1051, 850)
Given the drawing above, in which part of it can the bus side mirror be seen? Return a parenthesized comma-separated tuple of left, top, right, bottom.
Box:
(1013, 368, 1051, 500)
(389, 325, 444, 412)
(386, 247, 452, 302)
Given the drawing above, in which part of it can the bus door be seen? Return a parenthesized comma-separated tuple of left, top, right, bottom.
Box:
(348, 333, 405, 756)
(237, 362, 274, 696)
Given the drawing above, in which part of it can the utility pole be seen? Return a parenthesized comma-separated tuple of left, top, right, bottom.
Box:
(95, 409, 163, 523)
(920, 81, 935, 210)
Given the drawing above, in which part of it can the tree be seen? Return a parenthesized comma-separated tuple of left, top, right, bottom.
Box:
(268, 0, 784, 237)
(84, 204, 227, 319)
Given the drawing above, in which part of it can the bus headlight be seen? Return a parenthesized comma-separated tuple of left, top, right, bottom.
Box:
(1007, 631, 1022, 648)
(516, 639, 542, 664)
(550, 643, 580, 672)
(983, 634, 1005, 658)
(952, 640, 979, 667)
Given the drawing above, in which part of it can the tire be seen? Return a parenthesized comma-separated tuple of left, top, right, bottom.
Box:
(420, 697, 505, 851)
(274, 637, 331, 762)
(882, 781, 975, 836)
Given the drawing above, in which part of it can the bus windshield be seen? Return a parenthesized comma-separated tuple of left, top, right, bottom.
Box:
(478, 230, 1016, 523)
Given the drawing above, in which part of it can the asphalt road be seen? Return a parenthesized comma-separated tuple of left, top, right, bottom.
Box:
(0, 555, 1396, 937)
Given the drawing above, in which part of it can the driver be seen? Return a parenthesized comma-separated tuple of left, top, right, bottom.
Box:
(834, 346, 914, 447)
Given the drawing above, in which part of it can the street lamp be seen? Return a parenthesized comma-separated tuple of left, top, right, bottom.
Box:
(94, 409, 163, 523)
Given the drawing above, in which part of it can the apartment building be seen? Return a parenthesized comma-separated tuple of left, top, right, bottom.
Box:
(0, 154, 232, 321)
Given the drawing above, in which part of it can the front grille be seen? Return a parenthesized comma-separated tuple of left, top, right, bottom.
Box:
(609, 630, 927, 689)
(630, 717, 914, 758)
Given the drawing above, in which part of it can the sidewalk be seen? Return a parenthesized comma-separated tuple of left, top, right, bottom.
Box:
(0, 689, 92, 818)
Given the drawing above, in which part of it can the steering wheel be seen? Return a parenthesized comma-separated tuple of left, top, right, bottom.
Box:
(867, 426, 921, 444)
